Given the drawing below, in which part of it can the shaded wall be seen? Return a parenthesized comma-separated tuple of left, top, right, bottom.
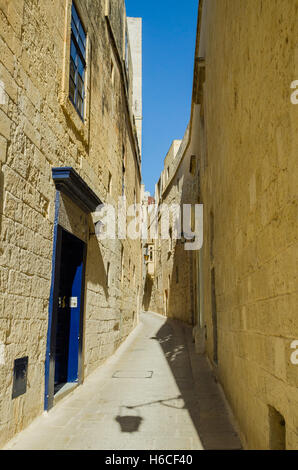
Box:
(198, 0, 298, 449)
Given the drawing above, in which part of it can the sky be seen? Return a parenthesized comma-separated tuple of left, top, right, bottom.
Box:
(125, 0, 199, 196)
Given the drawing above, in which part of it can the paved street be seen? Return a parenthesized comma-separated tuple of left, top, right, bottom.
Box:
(4, 312, 241, 450)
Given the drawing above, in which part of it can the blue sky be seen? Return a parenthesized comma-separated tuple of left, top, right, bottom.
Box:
(126, 0, 199, 195)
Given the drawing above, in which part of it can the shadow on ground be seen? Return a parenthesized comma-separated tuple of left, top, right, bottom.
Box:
(115, 315, 242, 450)
(153, 318, 241, 449)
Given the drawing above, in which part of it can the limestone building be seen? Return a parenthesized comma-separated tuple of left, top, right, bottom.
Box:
(127, 17, 142, 157)
(0, 0, 142, 446)
(143, 127, 201, 327)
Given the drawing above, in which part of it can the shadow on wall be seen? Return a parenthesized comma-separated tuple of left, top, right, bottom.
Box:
(58, 208, 109, 298)
(80, 222, 110, 380)
(86, 232, 109, 301)
(142, 274, 153, 312)
(167, 244, 194, 325)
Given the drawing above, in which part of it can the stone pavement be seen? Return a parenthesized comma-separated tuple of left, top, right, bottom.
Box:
(3, 312, 242, 450)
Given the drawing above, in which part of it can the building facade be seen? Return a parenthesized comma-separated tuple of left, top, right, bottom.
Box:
(193, 0, 298, 450)
(0, 0, 142, 447)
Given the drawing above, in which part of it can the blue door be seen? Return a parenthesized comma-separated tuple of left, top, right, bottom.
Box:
(54, 229, 85, 392)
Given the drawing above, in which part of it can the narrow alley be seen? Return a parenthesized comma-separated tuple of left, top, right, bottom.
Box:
(1, 0, 297, 451)
(4, 312, 241, 451)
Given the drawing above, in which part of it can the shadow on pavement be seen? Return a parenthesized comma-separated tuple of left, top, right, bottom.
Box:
(150, 318, 242, 450)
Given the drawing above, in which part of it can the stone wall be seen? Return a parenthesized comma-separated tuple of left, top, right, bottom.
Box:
(0, 0, 142, 447)
(197, 0, 298, 449)
(143, 128, 200, 326)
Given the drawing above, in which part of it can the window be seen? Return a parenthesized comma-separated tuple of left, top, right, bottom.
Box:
(69, 3, 86, 119)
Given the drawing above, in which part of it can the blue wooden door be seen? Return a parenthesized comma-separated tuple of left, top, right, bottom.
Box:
(67, 258, 83, 382)
(54, 230, 85, 389)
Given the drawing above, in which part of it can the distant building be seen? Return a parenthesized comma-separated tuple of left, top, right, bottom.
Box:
(143, 129, 200, 325)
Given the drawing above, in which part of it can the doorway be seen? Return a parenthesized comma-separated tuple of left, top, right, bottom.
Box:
(46, 227, 86, 409)
(54, 229, 85, 392)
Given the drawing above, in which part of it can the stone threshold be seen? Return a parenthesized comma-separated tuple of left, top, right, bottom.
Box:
(53, 383, 79, 407)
